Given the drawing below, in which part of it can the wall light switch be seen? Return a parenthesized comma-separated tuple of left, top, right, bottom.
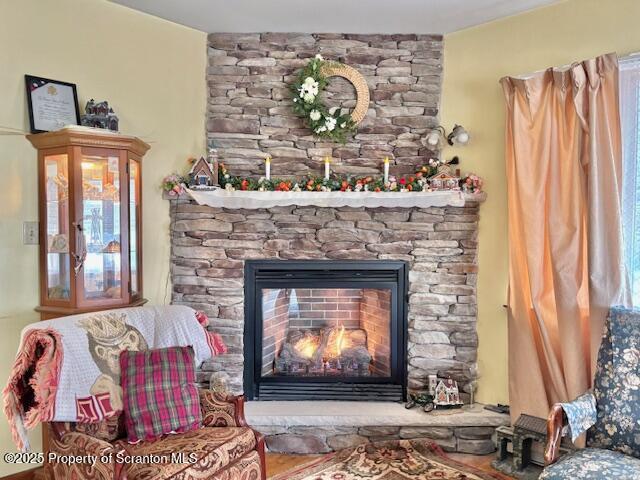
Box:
(23, 221, 39, 245)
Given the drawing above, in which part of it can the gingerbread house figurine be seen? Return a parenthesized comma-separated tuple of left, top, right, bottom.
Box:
(428, 171, 460, 191)
(188, 157, 216, 189)
(433, 377, 463, 407)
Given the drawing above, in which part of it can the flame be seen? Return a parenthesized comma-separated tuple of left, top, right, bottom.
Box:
(335, 325, 346, 356)
(295, 335, 319, 359)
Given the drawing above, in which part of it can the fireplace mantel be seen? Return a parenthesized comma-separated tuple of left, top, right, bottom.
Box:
(165, 188, 486, 209)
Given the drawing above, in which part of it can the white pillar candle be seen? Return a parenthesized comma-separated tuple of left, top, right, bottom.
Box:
(265, 156, 271, 180)
(324, 157, 330, 180)
(383, 157, 390, 184)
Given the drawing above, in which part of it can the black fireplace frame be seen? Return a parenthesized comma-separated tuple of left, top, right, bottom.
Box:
(243, 260, 408, 401)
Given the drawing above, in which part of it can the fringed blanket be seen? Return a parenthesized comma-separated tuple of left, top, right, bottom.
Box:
(3, 305, 226, 451)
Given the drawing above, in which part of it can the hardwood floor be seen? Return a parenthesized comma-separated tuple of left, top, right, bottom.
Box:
(266, 453, 322, 477)
(266, 452, 513, 479)
(2, 467, 40, 480)
(447, 452, 514, 479)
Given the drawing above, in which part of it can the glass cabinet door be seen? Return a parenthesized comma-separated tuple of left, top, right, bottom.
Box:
(44, 154, 71, 301)
(129, 158, 141, 296)
(78, 150, 123, 302)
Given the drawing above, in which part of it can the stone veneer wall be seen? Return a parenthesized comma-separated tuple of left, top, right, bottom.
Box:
(169, 200, 480, 399)
(207, 33, 442, 177)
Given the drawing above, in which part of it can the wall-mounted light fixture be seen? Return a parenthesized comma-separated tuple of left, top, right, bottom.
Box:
(423, 126, 447, 149)
(423, 124, 470, 148)
(447, 124, 470, 146)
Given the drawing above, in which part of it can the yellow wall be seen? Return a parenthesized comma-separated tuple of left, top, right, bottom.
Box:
(441, 0, 640, 405)
(0, 0, 205, 474)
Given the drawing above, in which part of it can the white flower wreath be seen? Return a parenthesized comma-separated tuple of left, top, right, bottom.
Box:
(290, 55, 358, 143)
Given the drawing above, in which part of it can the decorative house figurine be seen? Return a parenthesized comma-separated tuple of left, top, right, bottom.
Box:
(188, 156, 216, 189)
(85, 98, 95, 115)
(428, 171, 460, 191)
(107, 108, 119, 132)
(81, 99, 119, 132)
(428, 375, 464, 409)
(406, 374, 464, 413)
(434, 378, 460, 405)
(95, 100, 109, 116)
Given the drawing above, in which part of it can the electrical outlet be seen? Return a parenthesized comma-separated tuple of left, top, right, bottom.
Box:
(23, 221, 39, 245)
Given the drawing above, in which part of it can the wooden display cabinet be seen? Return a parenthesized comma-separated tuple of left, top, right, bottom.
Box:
(28, 127, 150, 319)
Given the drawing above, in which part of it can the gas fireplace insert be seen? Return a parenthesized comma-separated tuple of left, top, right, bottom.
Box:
(244, 260, 408, 401)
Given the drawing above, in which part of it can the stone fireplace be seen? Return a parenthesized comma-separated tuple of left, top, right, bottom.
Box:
(169, 198, 482, 402)
(163, 30, 505, 455)
(243, 260, 407, 401)
(167, 196, 506, 454)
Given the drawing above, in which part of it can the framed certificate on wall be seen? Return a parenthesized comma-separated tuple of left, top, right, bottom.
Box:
(25, 75, 80, 133)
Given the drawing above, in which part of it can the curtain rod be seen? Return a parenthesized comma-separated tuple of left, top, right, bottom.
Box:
(509, 51, 640, 80)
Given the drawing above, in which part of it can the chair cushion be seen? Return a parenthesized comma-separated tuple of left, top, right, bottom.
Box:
(588, 307, 640, 457)
(68, 413, 124, 442)
(210, 449, 263, 480)
(116, 426, 257, 480)
(120, 346, 201, 443)
(540, 448, 640, 479)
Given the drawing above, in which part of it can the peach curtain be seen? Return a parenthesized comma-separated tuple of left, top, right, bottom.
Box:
(500, 53, 628, 420)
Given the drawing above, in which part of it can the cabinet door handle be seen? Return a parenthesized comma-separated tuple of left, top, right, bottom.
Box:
(72, 220, 86, 276)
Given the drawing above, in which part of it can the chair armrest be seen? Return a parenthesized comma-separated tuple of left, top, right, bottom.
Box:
(199, 389, 248, 427)
(559, 391, 597, 441)
(544, 404, 565, 465)
(544, 391, 597, 465)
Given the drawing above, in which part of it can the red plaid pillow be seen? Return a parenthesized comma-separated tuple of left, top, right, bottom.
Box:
(120, 346, 201, 443)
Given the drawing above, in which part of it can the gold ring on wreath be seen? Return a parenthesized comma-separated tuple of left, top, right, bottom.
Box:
(320, 63, 370, 125)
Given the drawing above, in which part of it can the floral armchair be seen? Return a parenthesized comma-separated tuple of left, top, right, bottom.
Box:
(45, 390, 266, 480)
(541, 307, 640, 479)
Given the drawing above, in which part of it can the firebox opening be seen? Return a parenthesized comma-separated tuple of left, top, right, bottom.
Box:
(244, 260, 408, 402)
(262, 288, 391, 378)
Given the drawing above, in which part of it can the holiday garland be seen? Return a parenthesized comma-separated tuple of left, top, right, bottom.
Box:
(214, 161, 483, 194)
(290, 55, 357, 143)
(162, 158, 483, 195)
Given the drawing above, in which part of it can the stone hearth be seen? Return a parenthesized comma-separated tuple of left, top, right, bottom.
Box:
(169, 197, 483, 399)
(245, 401, 509, 454)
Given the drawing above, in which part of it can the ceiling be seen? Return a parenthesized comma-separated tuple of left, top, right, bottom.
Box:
(108, 0, 560, 34)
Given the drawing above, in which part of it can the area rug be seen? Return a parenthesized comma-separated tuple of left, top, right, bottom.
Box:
(271, 439, 501, 479)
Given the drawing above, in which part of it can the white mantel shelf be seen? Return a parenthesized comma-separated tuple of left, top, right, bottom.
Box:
(165, 188, 486, 209)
